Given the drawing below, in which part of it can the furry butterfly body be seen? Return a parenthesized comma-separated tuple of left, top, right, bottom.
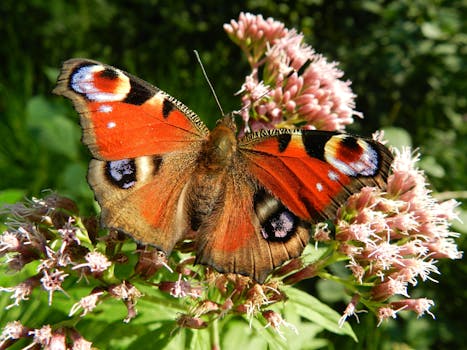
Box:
(54, 59, 393, 283)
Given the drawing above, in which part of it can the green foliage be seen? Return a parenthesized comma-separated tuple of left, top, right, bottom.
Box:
(0, 1, 465, 349)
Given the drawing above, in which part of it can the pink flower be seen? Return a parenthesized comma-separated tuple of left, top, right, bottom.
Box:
(224, 12, 287, 65)
(0, 277, 39, 309)
(371, 277, 409, 301)
(73, 251, 111, 274)
(159, 274, 203, 298)
(192, 300, 220, 317)
(40, 269, 69, 305)
(135, 247, 171, 278)
(0, 231, 23, 254)
(108, 281, 142, 323)
(226, 13, 361, 132)
(69, 290, 104, 317)
(70, 331, 93, 350)
(176, 315, 208, 329)
(390, 298, 435, 318)
(376, 307, 400, 327)
(47, 328, 67, 350)
(0, 320, 28, 342)
(338, 295, 367, 327)
(262, 310, 298, 339)
(323, 147, 461, 321)
(57, 218, 81, 254)
(28, 324, 53, 348)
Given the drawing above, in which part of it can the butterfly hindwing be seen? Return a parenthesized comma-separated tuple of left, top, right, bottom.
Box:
(193, 164, 310, 283)
(87, 151, 200, 253)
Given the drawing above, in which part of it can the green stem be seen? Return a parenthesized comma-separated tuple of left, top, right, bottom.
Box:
(318, 271, 374, 291)
(210, 318, 220, 350)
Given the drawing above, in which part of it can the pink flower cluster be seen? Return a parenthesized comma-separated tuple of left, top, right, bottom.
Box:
(0, 194, 295, 345)
(0, 322, 92, 350)
(225, 12, 361, 133)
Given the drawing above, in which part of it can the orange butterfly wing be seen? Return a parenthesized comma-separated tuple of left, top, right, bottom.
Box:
(239, 129, 393, 222)
(53, 59, 209, 160)
(54, 59, 208, 253)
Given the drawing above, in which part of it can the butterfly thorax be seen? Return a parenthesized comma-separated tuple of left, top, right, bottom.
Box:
(198, 117, 237, 171)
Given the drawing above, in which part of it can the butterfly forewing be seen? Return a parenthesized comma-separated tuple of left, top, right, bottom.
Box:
(53, 58, 209, 160)
(239, 129, 393, 221)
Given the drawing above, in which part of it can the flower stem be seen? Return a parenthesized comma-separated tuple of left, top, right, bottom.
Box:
(210, 318, 220, 350)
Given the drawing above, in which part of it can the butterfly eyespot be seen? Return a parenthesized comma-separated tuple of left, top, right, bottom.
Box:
(324, 135, 380, 177)
(260, 209, 299, 242)
(105, 159, 137, 189)
(254, 188, 300, 242)
(70, 64, 131, 102)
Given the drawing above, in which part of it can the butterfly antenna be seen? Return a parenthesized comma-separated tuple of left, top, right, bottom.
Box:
(194, 50, 225, 116)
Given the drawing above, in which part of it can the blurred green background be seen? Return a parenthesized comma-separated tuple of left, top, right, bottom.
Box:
(0, 0, 465, 349)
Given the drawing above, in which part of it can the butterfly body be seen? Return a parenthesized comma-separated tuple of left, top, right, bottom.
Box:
(54, 59, 393, 283)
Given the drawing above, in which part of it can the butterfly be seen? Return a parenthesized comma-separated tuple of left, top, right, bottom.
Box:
(53, 59, 393, 283)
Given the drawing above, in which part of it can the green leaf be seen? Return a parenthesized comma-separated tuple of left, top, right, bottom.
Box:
(381, 126, 412, 149)
(284, 286, 357, 341)
(125, 322, 176, 350)
(26, 95, 80, 159)
(58, 163, 92, 198)
(316, 279, 347, 303)
(0, 188, 26, 205)
(418, 155, 446, 178)
(221, 318, 269, 350)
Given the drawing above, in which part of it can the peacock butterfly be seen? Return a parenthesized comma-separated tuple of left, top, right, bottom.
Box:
(53, 59, 393, 283)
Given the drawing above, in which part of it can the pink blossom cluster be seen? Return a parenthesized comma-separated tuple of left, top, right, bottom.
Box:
(0, 194, 296, 345)
(225, 12, 361, 133)
(0, 195, 127, 348)
(0, 322, 92, 350)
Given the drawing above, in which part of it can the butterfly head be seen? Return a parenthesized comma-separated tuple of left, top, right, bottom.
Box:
(216, 114, 237, 132)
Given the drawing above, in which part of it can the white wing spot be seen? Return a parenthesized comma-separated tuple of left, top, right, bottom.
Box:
(107, 121, 116, 129)
(316, 182, 323, 192)
(328, 170, 339, 181)
(99, 104, 113, 113)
